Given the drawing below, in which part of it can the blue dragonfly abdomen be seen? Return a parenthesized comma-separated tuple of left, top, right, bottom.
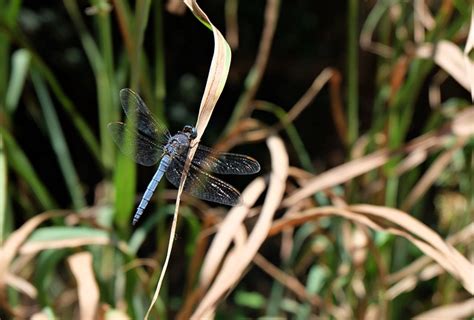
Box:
(133, 154, 171, 225)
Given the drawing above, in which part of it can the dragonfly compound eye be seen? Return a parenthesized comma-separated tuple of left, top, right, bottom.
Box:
(183, 125, 197, 139)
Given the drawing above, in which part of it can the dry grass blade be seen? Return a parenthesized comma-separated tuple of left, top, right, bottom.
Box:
(144, 1, 232, 318)
(350, 205, 474, 294)
(387, 223, 474, 285)
(192, 135, 288, 318)
(67, 252, 100, 320)
(452, 107, 474, 137)
(268, 207, 382, 237)
(184, 0, 232, 137)
(401, 137, 467, 211)
(253, 253, 322, 307)
(275, 67, 333, 130)
(5, 272, 37, 299)
(269, 205, 474, 294)
(0, 211, 64, 310)
(282, 113, 472, 207)
(199, 177, 266, 288)
(222, 0, 280, 135)
(283, 149, 391, 207)
(329, 70, 347, 144)
(386, 221, 474, 296)
(417, 40, 474, 92)
(464, 7, 474, 102)
(413, 298, 474, 319)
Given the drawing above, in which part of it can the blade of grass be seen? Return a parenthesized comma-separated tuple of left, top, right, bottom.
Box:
(413, 298, 474, 320)
(64, 0, 116, 170)
(31, 70, 86, 209)
(0, 0, 21, 108)
(0, 211, 63, 311)
(222, 0, 280, 137)
(153, 0, 166, 118)
(32, 56, 102, 165)
(65, 0, 137, 226)
(0, 128, 56, 209)
(401, 138, 468, 211)
(347, 0, 359, 147)
(193, 136, 288, 318)
(0, 134, 6, 244)
(131, 0, 151, 90)
(67, 252, 100, 320)
(464, 6, 474, 102)
(5, 49, 31, 114)
(225, 0, 239, 49)
(256, 101, 314, 173)
(199, 177, 266, 288)
(34, 249, 69, 307)
(144, 1, 232, 317)
(0, 21, 102, 164)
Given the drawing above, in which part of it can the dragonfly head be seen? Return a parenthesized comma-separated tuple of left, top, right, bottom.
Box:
(182, 125, 197, 140)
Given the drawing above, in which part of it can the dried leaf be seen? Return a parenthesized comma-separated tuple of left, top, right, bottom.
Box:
(452, 107, 474, 137)
(68, 252, 100, 320)
(414, 298, 474, 320)
(5, 272, 37, 299)
(0, 211, 63, 308)
(199, 177, 266, 287)
(350, 205, 474, 294)
(144, 1, 232, 318)
(401, 138, 467, 211)
(192, 136, 288, 318)
(282, 122, 462, 207)
(464, 7, 474, 102)
(269, 205, 474, 294)
(417, 40, 474, 92)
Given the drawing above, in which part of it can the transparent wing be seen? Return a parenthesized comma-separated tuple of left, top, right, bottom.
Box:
(182, 144, 261, 175)
(165, 157, 241, 206)
(108, 122, 162, 166)
(119, 88, 170, 146)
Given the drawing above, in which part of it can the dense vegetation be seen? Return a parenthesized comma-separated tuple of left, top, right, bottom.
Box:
(0, 0, 473, 319)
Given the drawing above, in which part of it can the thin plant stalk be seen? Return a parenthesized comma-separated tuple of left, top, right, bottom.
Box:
(347, 0, 359, 147)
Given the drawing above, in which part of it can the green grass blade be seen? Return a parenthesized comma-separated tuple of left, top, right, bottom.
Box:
(131, 0, 151, 89)
(64, 0, 116, 170)
(6, 48, 31, 113)
(34, 249, 69, 307)
(31, 70, 86, 209)
(31, 56, 102, 164)
(153, 0, 166, 118)
(0, 0, 22, 105)
(27, 226, 109, 241)
(93, 0, 120, 171)
(114, 154, 137, 228)
(347, 0, 359, 147)
(0, 134, 7, 243)
(0, 127, 56, 209)
(63, 0, 102, 72)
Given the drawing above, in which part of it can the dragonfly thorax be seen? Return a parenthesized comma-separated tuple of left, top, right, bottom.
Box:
(163, 132, 191, 158)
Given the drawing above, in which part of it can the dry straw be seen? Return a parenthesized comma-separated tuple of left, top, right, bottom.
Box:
(144, 0, 232, 318)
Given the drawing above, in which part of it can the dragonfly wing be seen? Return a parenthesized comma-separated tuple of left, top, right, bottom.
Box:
(165, 158, 241, 206)
(108, 122, 162, 166)
(119, 88, 170, 146)
(187, 144, 261, 175)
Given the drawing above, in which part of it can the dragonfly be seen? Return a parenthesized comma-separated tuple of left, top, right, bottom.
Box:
(108, 88, 261, 225)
